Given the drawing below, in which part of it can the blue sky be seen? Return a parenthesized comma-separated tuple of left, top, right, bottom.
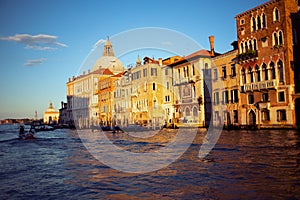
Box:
(0, 0, 267, 119)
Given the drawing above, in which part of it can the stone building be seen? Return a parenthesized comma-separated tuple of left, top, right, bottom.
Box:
(168, 36, 218, 127)
(66, 38, 124, 128)
(235, 0, 299, 128)
(211, 47, 239, 128)
(43, 101, 59, 124)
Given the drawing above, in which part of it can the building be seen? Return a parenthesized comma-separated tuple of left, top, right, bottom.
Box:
(43, 101, 59, 124)
(235, 0, 300, 128)
(97, 71, 124, 126)
(211, 46, 239, 128)
(168, 36, 218, 127)
(66, 37, 124, 128)
(58, 101, 68, 125)
(113, 57, 167, 128)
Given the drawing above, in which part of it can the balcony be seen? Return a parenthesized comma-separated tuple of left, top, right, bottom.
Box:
(237, 50, 258, 62)
(243, 79, 278, 92)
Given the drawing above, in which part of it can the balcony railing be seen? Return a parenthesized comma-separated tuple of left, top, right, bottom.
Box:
(237, 50, 258, 62)
(242, 79, 277, 92)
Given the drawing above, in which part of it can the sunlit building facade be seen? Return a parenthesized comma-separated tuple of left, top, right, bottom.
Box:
(236, 0, 299, 128)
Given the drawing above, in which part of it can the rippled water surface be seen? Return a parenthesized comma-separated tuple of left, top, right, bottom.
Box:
(0, 124, 299, 199)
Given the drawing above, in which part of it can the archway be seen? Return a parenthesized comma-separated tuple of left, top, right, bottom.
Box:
(48, 116, 52, 124)
(249, 110, 256, 126)
(295, 98, 300, 127)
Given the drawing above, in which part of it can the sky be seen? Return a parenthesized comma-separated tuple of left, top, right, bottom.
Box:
(0, 0, 268, 120)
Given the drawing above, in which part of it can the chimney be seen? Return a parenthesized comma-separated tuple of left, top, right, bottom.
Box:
(83, 71, 86, 75)
(158, 58, 162, 66)
(88, 69, 91, 74)
(68, 77, 71, 82)
(209, 35, 215, 56)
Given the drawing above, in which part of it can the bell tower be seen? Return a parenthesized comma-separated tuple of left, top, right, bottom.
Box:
(102, 36, 114, 56)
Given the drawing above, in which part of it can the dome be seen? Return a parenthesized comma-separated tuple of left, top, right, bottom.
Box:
(92, 56, 124, 74)
(91, 37, 124, 74)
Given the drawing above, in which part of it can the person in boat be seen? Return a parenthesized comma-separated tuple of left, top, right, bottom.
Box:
(19, 125, 25, 139)
(29, 125, 36, 135)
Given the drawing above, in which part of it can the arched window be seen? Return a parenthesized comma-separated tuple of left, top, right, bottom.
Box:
(249, 67, 254, 83)
(257, 15, 261, 29)
(255, 65, 261, 82)
(253, 39, 257, 50)
(278, 60, 284, 83)
(241, 68, 246, 84)
(245, 41, 248, 51)
(270, 62, 276, 79)
(262, 63, 268, 81)
(249, 40, 253, 51)
(273, 32, 279, 46)
(185, 107, 190, 116)
(251, 16, 256, 32)
(240, 42, 244, 53)
(262, 13, 267, 28)
(279, 31, 284, 45)
(193, 107, 198, 117)
(273, 7, 280, 21)
(152, 82, 156, 90)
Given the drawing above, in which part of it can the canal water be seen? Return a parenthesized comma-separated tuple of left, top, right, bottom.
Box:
(0, 124, 299, 199)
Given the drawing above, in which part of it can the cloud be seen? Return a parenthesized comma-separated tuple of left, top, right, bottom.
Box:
(24, 58, 47, 66)
(0, 34, 67, 51)
(91, 38, 105, 51)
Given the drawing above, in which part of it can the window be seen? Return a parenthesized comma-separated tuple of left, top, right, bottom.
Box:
(151, 68, 157, 76)
(222, 66, 227, 79)
(262, 13, 267, 28)
(178, 69, 181, 79)
(231, 64, 236, 77)
(270, 62, 276, 79)
(273, 30, 284, 46)
(278, 31, 284, 45)
(233, 110, 238, 123)
(143, 68, 147, 77)
(222, 90, 229, 104)
(273, 7, 280, 22)
(240, 42, 244, 53)
(165, 95, 170, 102)
(231, 89, 239, 103)
(248, 94, 254, 104)
(165, 68, 169, 76)
(255, 65, 261, 82)
(257, 15, 261, 29)
(240, 19, 245, 25)
(152, 82, 156, 91)
(213, 68, 218, 80)
(262, 63, 268, 81)
(192, 64, 195, 76)
(166, 82, 170, 90)
(242, 68, 246, 84)
(262, 109, 270, 121)
(241, 27, 245, 35)
(273, 32, 279, 46)
(278, 60, 284, 83)
(249, 67, 254, 83)
(253, 39, 257, 50)
(278, 91, 285, 102)
(277, 109, 286, 121)
(214, 92, 219, 105)
(223, 111, 227, 120)
(262, 92, 269, 102)
(251, 16, 256, 32)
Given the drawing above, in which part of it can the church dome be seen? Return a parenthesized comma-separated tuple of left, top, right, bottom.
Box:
(92, 56, 124, 74)
(91, 37, 124, 74)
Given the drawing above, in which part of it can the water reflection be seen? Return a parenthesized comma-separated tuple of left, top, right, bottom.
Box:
(0, 126, 299, 199)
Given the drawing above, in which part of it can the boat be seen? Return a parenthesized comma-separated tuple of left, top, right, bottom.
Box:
(19, 133, 36, 140)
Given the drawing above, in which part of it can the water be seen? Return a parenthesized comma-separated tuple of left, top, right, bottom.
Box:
(0, 124, 299, 199)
